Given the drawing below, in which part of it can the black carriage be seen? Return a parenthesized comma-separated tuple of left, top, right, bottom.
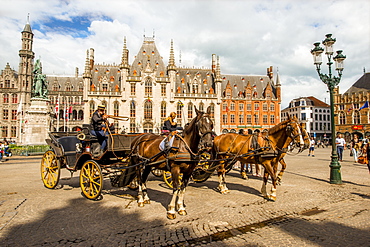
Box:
(41, 125, 143, 200)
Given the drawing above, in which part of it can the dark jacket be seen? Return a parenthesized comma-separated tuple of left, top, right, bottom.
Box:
(91, 110, 104, 131)
(163, 120, 178, 132)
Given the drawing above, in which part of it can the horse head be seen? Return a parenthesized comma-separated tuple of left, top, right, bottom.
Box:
(194, 106, 214, 153)
(286, 116, 308, 153)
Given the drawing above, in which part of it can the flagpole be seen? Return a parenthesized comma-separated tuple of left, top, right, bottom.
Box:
(56, 94, 60, 131)
(64, 99, 66, 132)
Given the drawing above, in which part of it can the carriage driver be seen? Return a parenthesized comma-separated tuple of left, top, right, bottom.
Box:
(160, 112, 183, 151)
(91, 104, 109, 156)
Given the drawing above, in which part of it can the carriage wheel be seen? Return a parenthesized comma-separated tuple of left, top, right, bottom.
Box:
(80, 160, 103, 200)
(41, 150, 61, 189)
(163, 171, 183, 189)
(151, 168, 163, 177)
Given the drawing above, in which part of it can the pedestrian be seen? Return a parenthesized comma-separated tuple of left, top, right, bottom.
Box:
(335, 133, 346, 162)
(361, 135, 370, 174)
(350, 134, 360, 163)
(308, 137, 315, 157)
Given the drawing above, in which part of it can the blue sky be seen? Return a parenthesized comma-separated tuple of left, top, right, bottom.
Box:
(0, 0, 369, 107)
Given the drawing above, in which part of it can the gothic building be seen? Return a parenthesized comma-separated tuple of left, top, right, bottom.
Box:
(335, 72, 370, 142)
(0, 20, 282, 143)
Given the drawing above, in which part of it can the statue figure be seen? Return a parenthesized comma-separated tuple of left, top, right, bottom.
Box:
(32, 59, 48, 99)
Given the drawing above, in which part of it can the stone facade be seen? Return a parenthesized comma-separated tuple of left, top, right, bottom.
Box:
(334, 72, 370, 142)
(281, 96, 331, 140)
(0, 21, 282, 144)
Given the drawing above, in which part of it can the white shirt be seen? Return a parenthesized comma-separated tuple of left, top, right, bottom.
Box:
(309, 139, 315, 147)
(336, 137, 346, 147)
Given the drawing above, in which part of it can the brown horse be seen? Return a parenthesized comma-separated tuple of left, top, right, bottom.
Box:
(274, 126, 310, 184)
(130, 106, 214, 219)
(213, 116, 306, 201)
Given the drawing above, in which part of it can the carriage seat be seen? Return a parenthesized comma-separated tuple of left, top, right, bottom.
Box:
(81, 124, 98, 141)
(58, 136, 79, 156)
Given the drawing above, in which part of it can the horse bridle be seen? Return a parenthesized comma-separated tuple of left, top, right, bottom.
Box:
(196, 114, 214, 152)
(287, 122, 306, 153)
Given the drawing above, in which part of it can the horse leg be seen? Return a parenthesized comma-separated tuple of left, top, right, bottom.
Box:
(177, 174, 191, 216)
(137, 166, 151, 207)
(261, 167, 269, 199)
(142, 166, 151, 204)
(167, 166, 180, 220)
(277, 158, 287, 185)
(261, 162, 278, 201)
(217, 162, 229, 194)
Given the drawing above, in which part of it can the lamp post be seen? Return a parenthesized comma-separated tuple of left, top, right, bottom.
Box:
(311, 34, 346, 184)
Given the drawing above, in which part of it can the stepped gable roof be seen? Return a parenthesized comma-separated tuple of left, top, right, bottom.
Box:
(174, 67, 214, 94)
(344, 73, 370, 94)
(130, 36, 167, 78)
(91, 64, 121, 88)
(221, 74, 275, 98)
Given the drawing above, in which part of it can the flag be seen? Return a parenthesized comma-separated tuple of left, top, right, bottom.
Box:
(359, 101, 369, 111)
(55, 98, 59, 118)
(17, 98, 23, 115)
(69, 106, 72, 120)
(347, 103, 354, 113)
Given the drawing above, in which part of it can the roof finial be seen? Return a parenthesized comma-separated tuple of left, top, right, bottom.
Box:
(27, 13, 30, 24)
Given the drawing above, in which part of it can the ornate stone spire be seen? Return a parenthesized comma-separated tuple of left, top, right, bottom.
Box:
(121, 36, 129, 69)
(167, 39, 176, 71)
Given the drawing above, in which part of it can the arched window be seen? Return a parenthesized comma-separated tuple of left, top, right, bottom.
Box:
(130, 101, 136, 118)
(161, 101, 166, 119)
(12, 94, 18, 103)
(66, 84, 71, 91)
(78, 110, 84, 120)
(188, 102, 193, 120)
(89, 101, 95, 117)
(177, 104, 182, 123)
(339, 112, 346, 125)
(145, 77, 152, 97)
(114, 101, 119, 116)
(144, 100, 152, 119)
(143, 122, 153, 133)
(72, 110, 77, 120)
(3, 94, 9, 103)
(192, 80, 198, 94)
(210, 103, 215, 120)
(53, 83, 59, 91)
(353, 111, 360, 124)
(199, 102, 204, 112)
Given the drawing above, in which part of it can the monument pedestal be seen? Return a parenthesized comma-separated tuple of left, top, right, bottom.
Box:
(23, 98, 52, 145)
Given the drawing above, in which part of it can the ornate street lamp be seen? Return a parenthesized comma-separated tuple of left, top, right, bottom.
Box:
(311, 34, 346, 184)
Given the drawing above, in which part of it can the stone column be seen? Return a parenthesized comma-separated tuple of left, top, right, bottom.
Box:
(23, 98, 52, 145)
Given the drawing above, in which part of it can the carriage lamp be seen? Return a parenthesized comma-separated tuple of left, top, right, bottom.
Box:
(311, 34, 346, 184)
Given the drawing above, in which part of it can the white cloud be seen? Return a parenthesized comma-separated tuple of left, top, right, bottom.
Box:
(0, 0, 369, 107)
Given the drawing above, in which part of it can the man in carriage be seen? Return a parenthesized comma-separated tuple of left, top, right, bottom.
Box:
(90, 104, 114, 156)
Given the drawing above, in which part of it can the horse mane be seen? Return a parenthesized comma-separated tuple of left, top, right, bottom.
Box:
(268, 118, 291, 135)
(183, 112, 201, 136)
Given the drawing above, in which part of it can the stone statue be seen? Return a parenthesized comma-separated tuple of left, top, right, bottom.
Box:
(32, 59, 48, 99)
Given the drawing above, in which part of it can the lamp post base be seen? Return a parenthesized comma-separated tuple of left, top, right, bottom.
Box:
(329, 156, 342, 184)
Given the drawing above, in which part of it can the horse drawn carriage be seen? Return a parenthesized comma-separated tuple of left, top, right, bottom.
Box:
(41, 125, 143, 200)
(41, 108, 308, 219)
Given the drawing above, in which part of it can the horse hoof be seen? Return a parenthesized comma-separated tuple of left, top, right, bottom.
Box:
(221, 190, 230, 194)
(178, 210, 187, 216)
(167, 213, 176, 220)
(268, 196, 276, 202)
(138, 202, 145, 207)
(144, 200, 151, 204)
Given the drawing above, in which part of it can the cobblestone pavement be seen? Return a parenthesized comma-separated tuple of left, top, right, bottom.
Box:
(0, 148, 369, 246)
